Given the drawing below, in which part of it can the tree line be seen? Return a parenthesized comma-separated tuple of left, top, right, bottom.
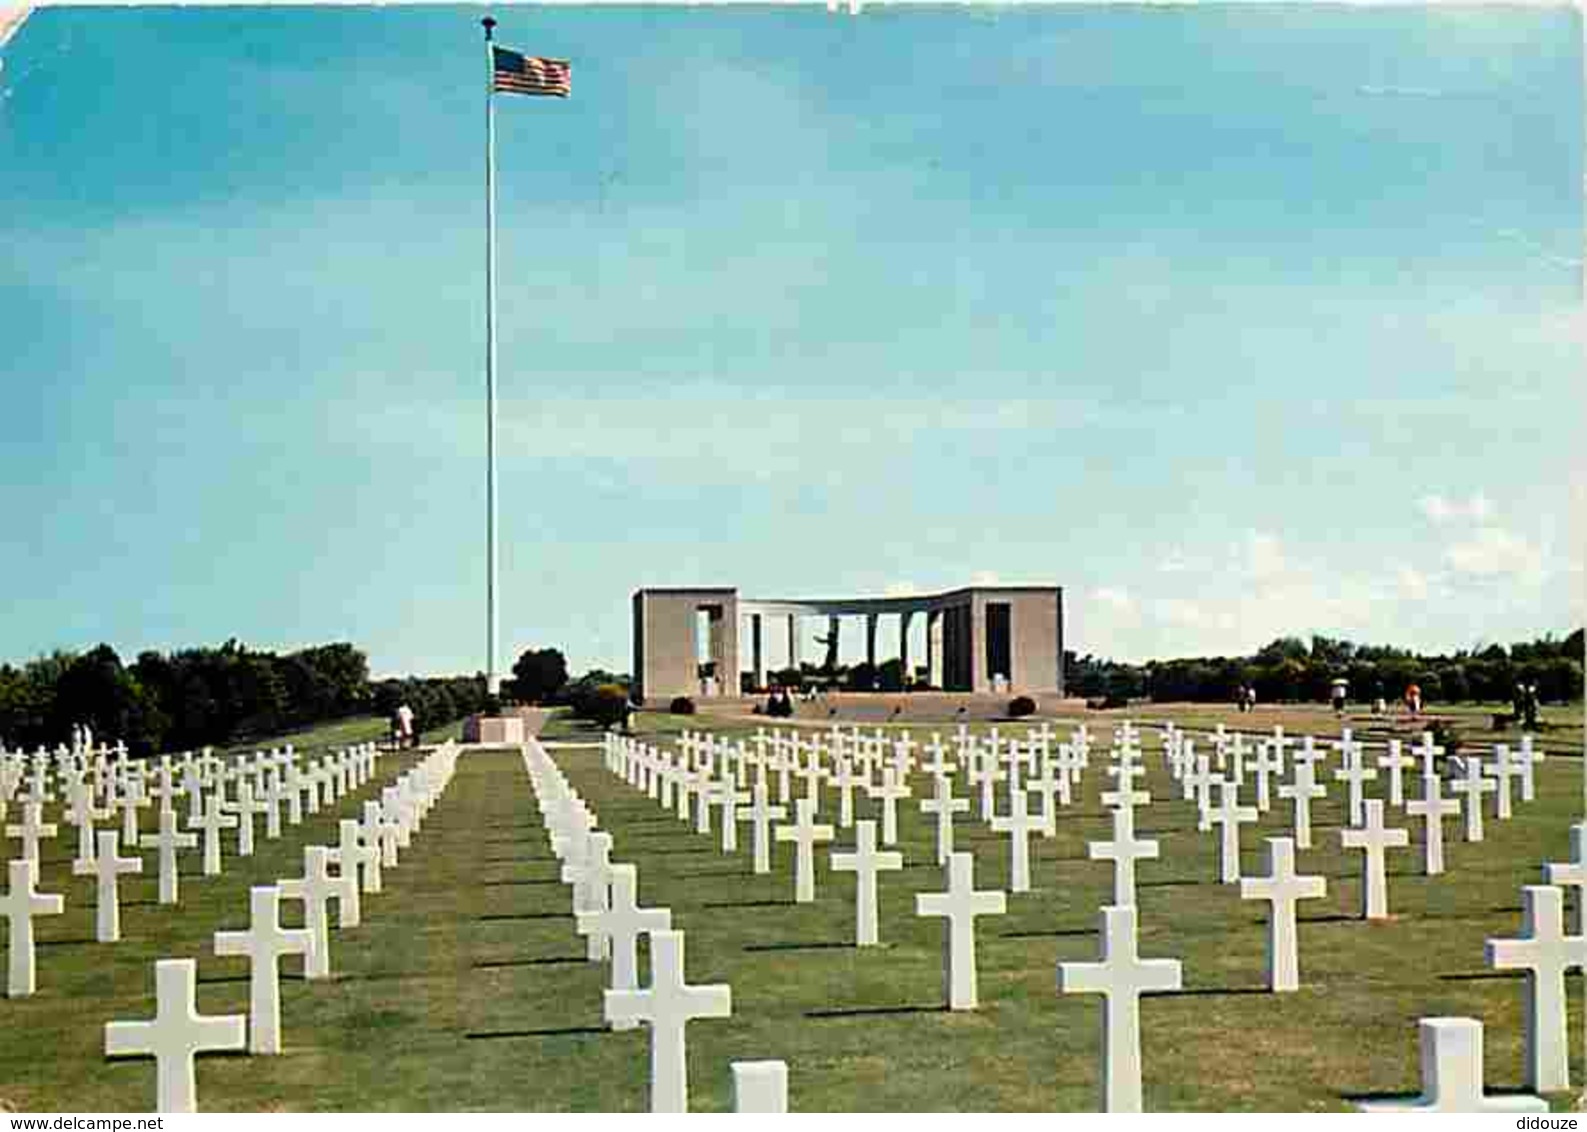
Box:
(1065, 630, 1585, 706)
(0, 640, 488, 757)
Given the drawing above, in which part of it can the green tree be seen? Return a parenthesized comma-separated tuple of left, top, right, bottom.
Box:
(511, 648, 568, 704)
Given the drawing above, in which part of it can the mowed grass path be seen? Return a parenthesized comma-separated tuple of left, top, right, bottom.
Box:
(4, 704, 1584, 1111)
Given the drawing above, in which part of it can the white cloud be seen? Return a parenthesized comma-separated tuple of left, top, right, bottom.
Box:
(883, 580, 918, 598)
(970, 570, 1001, 587)
(1158, 548, 1192, 574)
(1419, 493, 1494, 524)
(1091, 586, 1135, 614)
(1244, 531, 1286, 584)
(1446, 526, 1544, 580)
(1395, 565, 1431, 601)
(1155, 597, 1209, 627)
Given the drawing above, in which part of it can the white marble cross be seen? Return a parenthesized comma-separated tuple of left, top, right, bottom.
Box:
(604, 930, 732, 1114)
(1331, 741, 1378, 828)
(1250, 740, 1283, 812)
(1544, 823, 1587, 934)
(1340, 799, 1409, 920)
(329, 818, 380, 897)
(713, 780, 750, 854)
(1377, 739, 1414, 808)
(66, 778, 111, 864)
(1356, 1017, 1547, 1113)
(278, 845, 354, 979)
(868, 766, 910, 847)
(1489, 744, 1520, 820)
(921, 734, 956, 779)
(990, 786, 1039, 893)
(920, 773, 969, 865)
(974, 746, 1007, 823)
(1406, 772, 1460, 876)
(72, 828, 142, 943)
(230, 780, 267, 857)
(3, 859, 64, 997)
(831, 820, 903, 947)
(1413, 731, 1444, 780)
(916, 851, 1005, 1010)
(739, 783, 786, 876)
(1027, 760, 1064, 837)
(732, 1060, 789, 1113)
(1277, 756, 1326, 850)
(1239, 837, 1325, 992)
(104, 958, 247, 1113)
(830, 757, 859, 829)
(6, 801, 59, 866)
(194, 793, 237, 877)
(1185, 755, 1216, 833)
(1485, 884, 1586, 1092)
(1089, 803, 1159, 906)
(775, 798, 835, 904)
(563, 830, 613, 916)
(576, 863, 671, 1012)
(213, 885, 312, 1054)
(141, 807, 197, 906)
(1208, 779, 1258, 883)
(1448, 756, 1496, 842)
(1057, 905, 1182, 1113)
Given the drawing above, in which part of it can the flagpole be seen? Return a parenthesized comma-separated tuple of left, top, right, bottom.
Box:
(482, 15, 501, 698)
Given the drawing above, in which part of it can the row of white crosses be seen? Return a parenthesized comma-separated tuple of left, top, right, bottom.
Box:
(0, 742, 391, 999)
(1166, 722, 1568, 1111)
(526, 742, 786, 1114)
(4, 740, 384, 898)
(607, 730, 1033, 965)
(100, 740, 459, 1113)
(603, 727, 1053, 1028)
(1166, 724, 1549, 920)
(607, 719, 1095, 905)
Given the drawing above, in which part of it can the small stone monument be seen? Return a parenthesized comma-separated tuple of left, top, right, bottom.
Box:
(1356, 1017, 1547, 1113)
(732, 1060, 789, 1113)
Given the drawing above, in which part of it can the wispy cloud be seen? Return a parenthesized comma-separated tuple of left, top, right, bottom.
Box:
(1445, 526, 1545, 581)
(1419, 493, 1495, 524)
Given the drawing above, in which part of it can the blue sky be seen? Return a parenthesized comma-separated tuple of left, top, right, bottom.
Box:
(2, 3, 1582, 676)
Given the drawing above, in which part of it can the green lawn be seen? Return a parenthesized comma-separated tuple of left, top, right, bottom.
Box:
(3, 705, 1583, 1111)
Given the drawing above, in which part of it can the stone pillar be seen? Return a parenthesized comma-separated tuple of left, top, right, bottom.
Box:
(927, 610, 943, 687)
(865, 614, 879, 669)
(899, 611, 914, 683)
(750, 614, 764, 690)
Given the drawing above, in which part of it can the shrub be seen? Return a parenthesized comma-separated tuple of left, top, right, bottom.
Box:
(1007, 695, 1037, 718)
(669, 696, 696, 715)
(584, 684, 630, 729)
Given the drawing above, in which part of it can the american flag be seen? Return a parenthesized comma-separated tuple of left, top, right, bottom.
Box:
(492, 45, 571, 98)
